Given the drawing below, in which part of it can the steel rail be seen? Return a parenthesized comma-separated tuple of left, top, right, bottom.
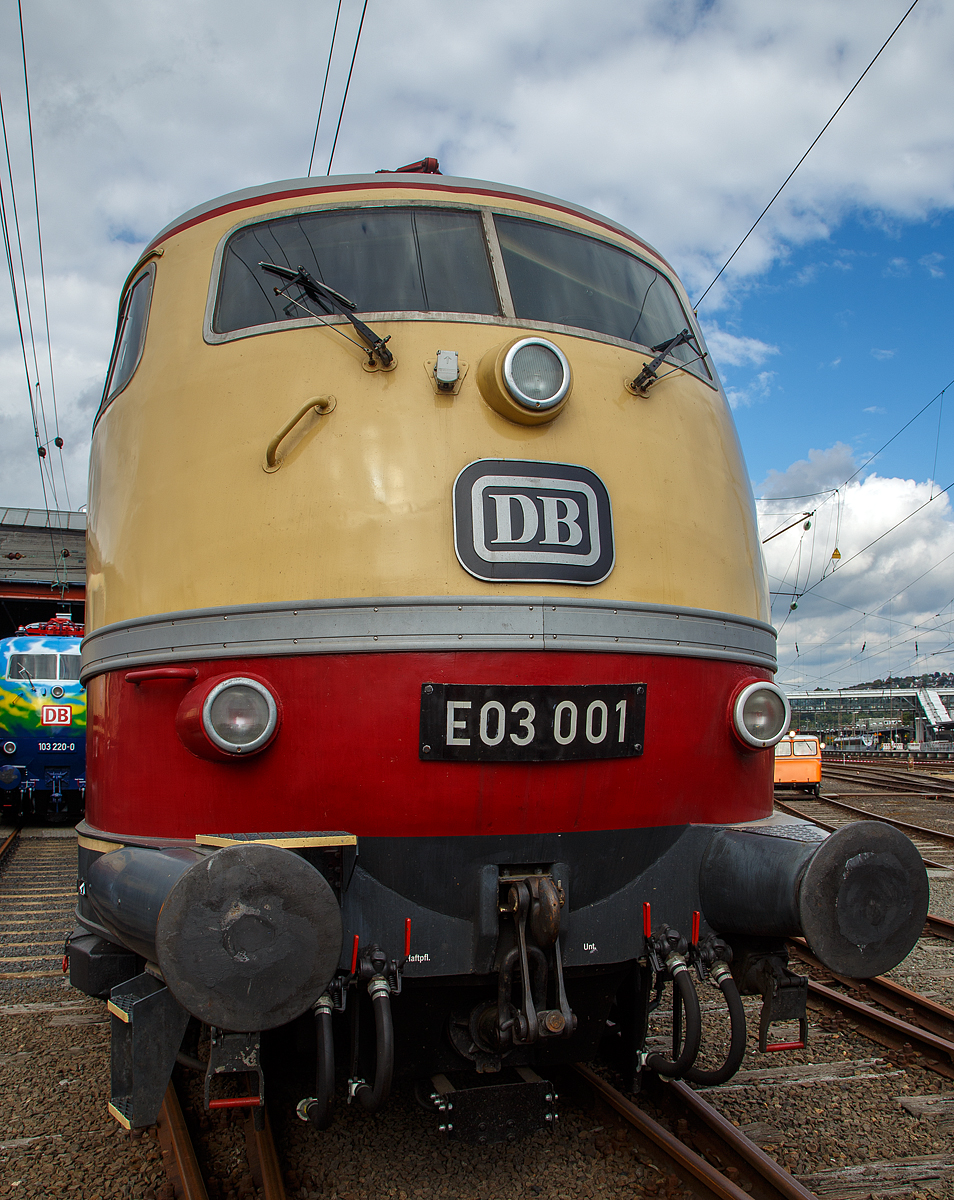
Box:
(245, 1108, 287, 1200)
(772, 798, 952, 870)
(573, 1063, 814, 1200)
(805, 979, 954, 1078)
(799, 794, 954, 844)
(0, 827, 20, 871)
(665, 1078, 818, 1200)
(158, 1082, 209, 1200)
(788, 939, 954, 1042)
(926, 913, 954, 941)
(823, 764, 954, 797)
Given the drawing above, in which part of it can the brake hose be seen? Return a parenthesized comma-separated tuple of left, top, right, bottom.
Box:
(299, 993, 335, 1129)
(353, 975, 394, 1113)
(645, 957, 702, 1078)
(684, 962, 747, 1086)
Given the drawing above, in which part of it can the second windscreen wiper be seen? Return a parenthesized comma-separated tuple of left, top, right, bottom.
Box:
(260, 262, 393, 368)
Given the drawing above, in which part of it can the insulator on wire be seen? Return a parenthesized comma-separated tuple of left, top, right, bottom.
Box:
(54, 436, 64, 448)
(38, 446, 47, 458)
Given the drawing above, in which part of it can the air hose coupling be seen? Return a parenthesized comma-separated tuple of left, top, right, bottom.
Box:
(367, 974, 391, 1001)
(665, 951, 689, 977)
(314, 992, 334, 1015)
(709, 959, 733, 986)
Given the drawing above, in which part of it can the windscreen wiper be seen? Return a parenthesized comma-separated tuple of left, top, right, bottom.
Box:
(630, 328, 703, 394)
(260, 262, 393, 368)
(17, 664, 36, 694)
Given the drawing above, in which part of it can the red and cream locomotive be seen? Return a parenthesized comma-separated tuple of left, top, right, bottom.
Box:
(68, 161, 927, 1139)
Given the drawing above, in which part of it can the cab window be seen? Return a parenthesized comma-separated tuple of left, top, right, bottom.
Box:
(8, 653, 57, 682)
(101, 263, 156, 410)
(214, 207, 499, 332)
(494, 215, 709, 378)
(59, 655, 82, 681)
(774, 741, 792, 757)
(793, 739, 819, 756)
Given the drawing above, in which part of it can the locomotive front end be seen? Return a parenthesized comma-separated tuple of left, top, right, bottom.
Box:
(72, 170, 928, 1136)
(1, 618, 86, 822)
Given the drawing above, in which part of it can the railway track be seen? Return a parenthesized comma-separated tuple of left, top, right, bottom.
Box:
(822, 763, 954, 798)
(774, 792, 954, 869)
(575, 1064, 814, 1200)
(787, 938, 954, 1079)
(2, 818, 952, 1198)
(0, 828, 76, 980)
(157, 1076, 287, 1200)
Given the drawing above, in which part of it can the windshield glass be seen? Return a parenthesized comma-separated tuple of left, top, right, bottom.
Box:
(215, 207, 499, 332)
(59, 655, 82, 681)
(103, 265, 155, 404)
(793, 739, 819, 756)
(8, 653, 57, 682)
(494, 215, 707, 376)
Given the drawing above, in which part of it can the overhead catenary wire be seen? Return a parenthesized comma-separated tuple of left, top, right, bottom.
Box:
(306, 0, 343, 177)
(755, 376, 954, 506)
(772, 478, 952, 639)
(0, 83, 55, 493)
(773, 527, 954, 682)
(0, 78, 68, 588)
(0, 185, 62, 583)
(326, 0, 369, 176)
(17, 0, 70, 509)
(694, 0, 923, 309)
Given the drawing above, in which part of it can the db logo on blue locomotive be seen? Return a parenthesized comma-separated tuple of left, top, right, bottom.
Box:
(453, 459, 614, 585)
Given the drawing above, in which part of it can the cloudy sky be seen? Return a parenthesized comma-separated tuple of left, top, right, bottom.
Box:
(1, 0, 952, 688)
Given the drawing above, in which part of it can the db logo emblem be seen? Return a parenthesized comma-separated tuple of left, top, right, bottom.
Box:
(453, 459, 614, 585)
(41, 705, 72, 726)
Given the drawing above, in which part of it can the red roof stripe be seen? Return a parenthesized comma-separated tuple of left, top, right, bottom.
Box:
(144, 180, 672, 273)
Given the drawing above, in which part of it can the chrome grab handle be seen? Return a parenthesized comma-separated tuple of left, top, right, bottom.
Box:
(263, 395, 336, 472)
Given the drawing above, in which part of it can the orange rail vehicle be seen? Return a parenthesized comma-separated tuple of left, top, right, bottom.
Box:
(774, 733, 823, 795)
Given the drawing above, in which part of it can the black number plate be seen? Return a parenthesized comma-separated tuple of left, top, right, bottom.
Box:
(419, 683, 646, 763)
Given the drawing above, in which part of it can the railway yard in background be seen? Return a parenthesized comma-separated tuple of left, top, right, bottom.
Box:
(3, 761, 954, 1199)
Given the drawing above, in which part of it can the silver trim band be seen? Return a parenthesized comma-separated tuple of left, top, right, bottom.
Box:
(81, 598, 776, 682)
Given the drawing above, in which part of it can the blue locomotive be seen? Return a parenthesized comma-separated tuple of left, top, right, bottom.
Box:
(0, 616, 86, 822)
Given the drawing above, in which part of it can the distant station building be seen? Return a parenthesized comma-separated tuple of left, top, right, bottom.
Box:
(0, 507, 86, 637)
(788, 685, 954, 751)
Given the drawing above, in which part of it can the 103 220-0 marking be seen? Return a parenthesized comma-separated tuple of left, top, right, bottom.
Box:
(420, 682, 646, 763)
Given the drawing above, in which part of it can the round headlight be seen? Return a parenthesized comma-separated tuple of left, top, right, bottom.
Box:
(732, 681, 791, 749)
(2, 741, 15, 755)
(51, 686, 64, 699)
(202, 678, 278, 755)
(503, 339, 571, 411)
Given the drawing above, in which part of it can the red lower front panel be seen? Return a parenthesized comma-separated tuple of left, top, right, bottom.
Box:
(85, 651, 773, 839)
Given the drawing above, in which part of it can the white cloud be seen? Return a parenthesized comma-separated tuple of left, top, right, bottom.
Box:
(871, 348, 896, 360)
(758, 451, 954, 688)
(884, 257, 910, 276)
(863, 405, 886, 413)
(2, 0, 954, 507)
(700, 324, 779, 367)
(919, 251, 945, 278)
(757, 443, 857, 499)
(725, 371, 776, 410)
